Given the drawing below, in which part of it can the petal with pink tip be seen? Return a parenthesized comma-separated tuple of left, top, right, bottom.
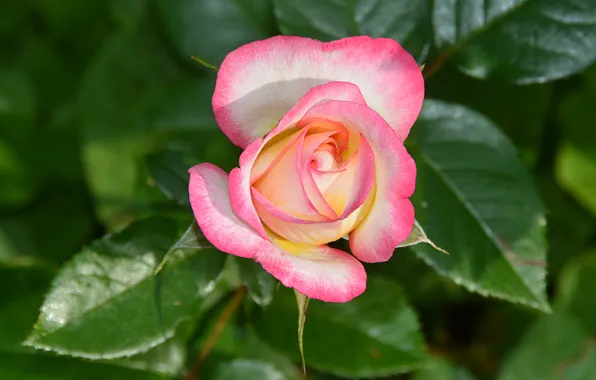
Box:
(255, 235, 366, 302)
(188, 163, 269, 258)
(214, 35, 423, 147)
(302, 100, 417, 262)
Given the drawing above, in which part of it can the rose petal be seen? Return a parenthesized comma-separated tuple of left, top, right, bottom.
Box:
(255, 234, 367, 302)
(311, 134, 375, 218)
(302, 100, 416, 262)
(252, 129, 326, 221)
(252, 188, 369, 245)
(188, 163, 269, 258)
(214, 36, 422, 147)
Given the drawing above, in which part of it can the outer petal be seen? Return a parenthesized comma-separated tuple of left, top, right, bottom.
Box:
(228, 140, 270, 240)
(214, 37, 423, 148)
(188, 163, 268, 258)
(255, 235, 366, 302)
(301, 101, 416, 263)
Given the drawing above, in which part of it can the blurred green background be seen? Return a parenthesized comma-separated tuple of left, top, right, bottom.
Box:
(1, 0, 596, 379)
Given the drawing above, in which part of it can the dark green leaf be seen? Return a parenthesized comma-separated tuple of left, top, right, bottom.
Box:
(411, 100, 549, 311)
(498, 310, 594, 380)
(230, 257, 277, 307)
(0, 352, 164, 380)
(146, 150, 191, 206)
(25, 217, 226, 359)
(426, 67, 553, 166)
(154, 0, 276, 65)
(274, 0, 430, 61)
(432, 0, 596, 83)
(0, 267, 53, 350)
(556, 66, 596, 217)
(254, 276, 426, 377)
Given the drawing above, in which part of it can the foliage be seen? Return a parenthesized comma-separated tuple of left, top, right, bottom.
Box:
(1, 0, 596, 379)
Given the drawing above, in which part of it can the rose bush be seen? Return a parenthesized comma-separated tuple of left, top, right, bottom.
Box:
(189, 36, 424, 302)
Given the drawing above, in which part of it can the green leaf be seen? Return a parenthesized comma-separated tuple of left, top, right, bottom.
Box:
(397, 220, 449, 255)
(557, 250, 596, 334)
(0, 351, 165, 380)
(431, 0, 596, 83)
(294, 290, 309, 374)
(412, 356, 476, 380)
(0, 267, 53, 350)
(146, 150, 192, 206)
(78, 30, 181, 229)
(539, 176, 595, 277)
(425, 67, 553, 166)
(105, 337, 186, 376)
(411, 100, 549, 311)
(25, 216, 226, 359)
(212, 359, 293, 380)
(556, 67, 596, 217)
(254, 276, 426, 377)
(274, 0, 431, 61)
(154, 0, 276, 65)
(229, 257, 277, 307)
(498, 310, 594, 380)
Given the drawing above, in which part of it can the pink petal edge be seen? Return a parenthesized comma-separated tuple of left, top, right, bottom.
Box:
(213, 36, 423, 148)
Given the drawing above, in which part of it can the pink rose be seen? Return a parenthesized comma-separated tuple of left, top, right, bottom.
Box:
(189, 36, 423, 302)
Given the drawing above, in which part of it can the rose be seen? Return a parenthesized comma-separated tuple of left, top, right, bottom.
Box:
(189, 36, 423, 302)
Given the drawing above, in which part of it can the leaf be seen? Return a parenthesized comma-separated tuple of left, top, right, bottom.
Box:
(154, 221, 211, 275)
(397, 220, 449, 255)
(254, 276, 426, 377)
(229, 257, 277, 307)
(154, 0, 276, 65)
(557, 250, 596, 334)
(25, 216, 226, 359)
(274, 0, 431, 62)
(212, 359, 292, 380)
(0, 267, 53, 350)
(105, 337, 187, 376)
(191, 55, 219, 71)
(431, 0, 596, 83)
(411, 100, 549, 311)
(0, 351, 165, 380)
(78, 30, 182, 229)
(425, 66, 553, 166)
(294, 290, 309, 374)
(412, 356, 477, 380)
(146, 150, 192, 206)
(556, 67, 596, 217)
(498, 310, 595, 380)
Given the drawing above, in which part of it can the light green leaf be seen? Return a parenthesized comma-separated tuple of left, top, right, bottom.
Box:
(498, 310, 594, 380)
(397, 220, 449, 255)
(432, 0, 596, 83)
(154, 0, 276, 65)
(294, 290, 309, 374)
(25, 217, 226, 359)
(411, 100, 549, 311)
(254, 276, 426, 377)
(274, 0, 431, 61)
(413, 356, 476, 380)
(556, 67, 596, 217)
(557, 250, 596, 334)
(213, 359, 290, 380)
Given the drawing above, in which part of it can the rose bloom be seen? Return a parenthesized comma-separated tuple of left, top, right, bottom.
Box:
(189, 36, 423, 302)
